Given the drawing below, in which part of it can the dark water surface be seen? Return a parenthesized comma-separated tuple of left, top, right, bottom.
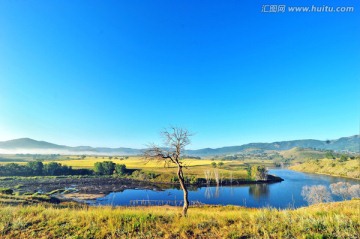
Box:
(95, 169, 359, 209)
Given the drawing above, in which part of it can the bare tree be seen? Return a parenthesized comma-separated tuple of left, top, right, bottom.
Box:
(330, 182, 352, 200)
(204, 170, 212, 185)
(143, 127, 192, 216)
(214, 169, 220, 186)
(349, 184, 360, 198)
(331, 182, 360, 199)
(301, 185, 332, 205)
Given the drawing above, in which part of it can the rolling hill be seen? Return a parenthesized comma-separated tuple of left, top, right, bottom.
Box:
(0, 138, 141, 155)
(187, 135, 359, 156)
(0, 135, 358, 156)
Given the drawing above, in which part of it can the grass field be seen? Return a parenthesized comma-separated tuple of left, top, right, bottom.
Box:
(0, 200, 359, 238)
(52, 157, 252, 180)
(0, 154, 282, 183)
(55, 157, 228, 168)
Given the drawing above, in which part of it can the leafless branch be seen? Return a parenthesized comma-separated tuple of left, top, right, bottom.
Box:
(143, 144, 176, 165)
(142, 127, 193, 216)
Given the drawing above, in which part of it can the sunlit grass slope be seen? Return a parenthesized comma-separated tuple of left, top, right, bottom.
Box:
(279, 147, 328, 161)
(290, 159, 360, 179)
(0, 200, 359, 238)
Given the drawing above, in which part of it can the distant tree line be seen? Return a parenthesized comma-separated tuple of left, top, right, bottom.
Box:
(0, 161, 92, 176)
(325, 151, 357, 162)
(181, 156, 201, 159)
(0, 161, 128, 177)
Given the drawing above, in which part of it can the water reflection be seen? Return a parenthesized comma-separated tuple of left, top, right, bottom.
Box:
(96, 169, 360, 209)
(205, 186, 213, 199)
(205, 185, 221, 199)
(249, 184, 269, 199)
(215, 186, 220, 198)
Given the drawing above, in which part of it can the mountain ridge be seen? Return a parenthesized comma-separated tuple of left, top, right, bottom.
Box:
(0, 135, 358, 156)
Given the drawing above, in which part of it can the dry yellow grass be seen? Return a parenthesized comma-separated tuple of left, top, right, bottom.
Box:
(54, 157, 227, 168)
(0, 200, 359, 238)
(52, 157, 249, 180)
(290, 159, 360, 179)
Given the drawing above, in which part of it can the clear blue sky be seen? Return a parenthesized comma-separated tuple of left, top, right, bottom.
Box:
(0, 0, 359, 149)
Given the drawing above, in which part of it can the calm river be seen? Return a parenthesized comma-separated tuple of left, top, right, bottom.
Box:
(95, 169, 359, 209)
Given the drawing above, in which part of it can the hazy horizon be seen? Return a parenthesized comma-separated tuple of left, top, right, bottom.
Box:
(0, 134, 358, 150)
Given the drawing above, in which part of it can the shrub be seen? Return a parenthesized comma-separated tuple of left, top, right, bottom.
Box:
(131, 170, 148, 180)
(339, 155, 348, 162)
(147, 172, 156, 179)
(249, 165, 268, 181)
(94, 161, 115, 175)
(115, 164, 127, 176)
(170, 176, 179, 183)
(26, 161, 44, 175)
(325, 151, 335, 159)
(189, 176, 198, 184)
(0, 188, 13, 195)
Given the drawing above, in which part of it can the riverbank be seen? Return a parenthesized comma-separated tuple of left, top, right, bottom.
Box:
(290, 170, 360, 180)
(0, 176, 165, 197)
(289, 158, 360, 180)
(0, 174, 283, 202)
(0, 200, 358, 238)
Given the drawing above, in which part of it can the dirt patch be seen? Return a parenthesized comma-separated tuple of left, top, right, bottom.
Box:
(0, 177, 165, 199)
(61, 193, 105, 200)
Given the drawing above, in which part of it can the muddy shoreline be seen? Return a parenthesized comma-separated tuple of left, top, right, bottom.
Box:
(0, 177, 164, 195)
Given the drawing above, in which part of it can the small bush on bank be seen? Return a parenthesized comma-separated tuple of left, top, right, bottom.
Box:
(0, 188, 13, 195)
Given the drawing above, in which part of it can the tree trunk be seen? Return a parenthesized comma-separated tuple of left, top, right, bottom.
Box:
(177, 165, 189, 217)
